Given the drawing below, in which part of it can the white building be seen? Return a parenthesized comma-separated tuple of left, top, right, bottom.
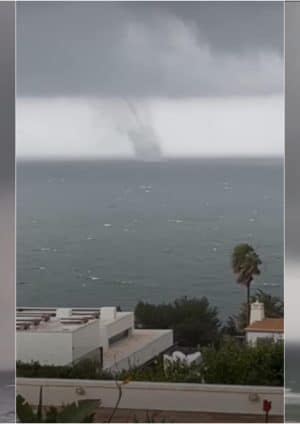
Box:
(16, 307, 173, 372)
(245, 301, 283, 344)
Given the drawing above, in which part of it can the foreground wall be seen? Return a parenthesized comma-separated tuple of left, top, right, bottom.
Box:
(17, 378, 283, 416)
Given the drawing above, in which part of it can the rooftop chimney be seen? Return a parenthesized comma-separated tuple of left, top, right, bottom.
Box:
(56, 308, 72, 319)
(250, 300, 265, 324)
(101, 307, 116, 320)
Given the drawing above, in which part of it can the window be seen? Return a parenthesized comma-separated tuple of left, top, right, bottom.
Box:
(108, 329, 129, 346)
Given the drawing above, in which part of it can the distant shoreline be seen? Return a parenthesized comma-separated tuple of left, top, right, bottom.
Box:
(16, 155, 283, 165)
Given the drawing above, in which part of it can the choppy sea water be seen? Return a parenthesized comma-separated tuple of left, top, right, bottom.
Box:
(17, 158, 283, 320)
(0, 372, 15, 423)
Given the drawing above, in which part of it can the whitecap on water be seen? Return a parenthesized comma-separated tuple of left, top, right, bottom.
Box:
(263, 282, 280, 287)
(104, 223, 112, 228)
(88, 276, 101, 281)
(168, 219, 183, 224)
(32, 266, 46, 271)
(119, 280, 133, 285)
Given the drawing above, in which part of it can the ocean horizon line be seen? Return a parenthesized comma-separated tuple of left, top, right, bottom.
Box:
(16, 155, 283, 163)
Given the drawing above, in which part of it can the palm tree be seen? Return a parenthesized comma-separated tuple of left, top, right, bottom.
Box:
(231, 244, 262, 325)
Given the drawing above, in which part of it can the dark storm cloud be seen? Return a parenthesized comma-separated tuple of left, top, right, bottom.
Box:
(286, 2, 300, 261)
(17, 1, 283, 98)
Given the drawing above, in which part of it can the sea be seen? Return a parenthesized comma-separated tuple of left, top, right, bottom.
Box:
(17, 158, 283, 321)
(0, 372, 15, 423)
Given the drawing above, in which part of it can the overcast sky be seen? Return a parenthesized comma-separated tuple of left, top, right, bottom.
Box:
(17, 1, 284, 158)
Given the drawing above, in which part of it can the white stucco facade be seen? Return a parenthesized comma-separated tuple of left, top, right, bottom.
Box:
(17, 307, 173, 370)
(246, 331, 283, 344)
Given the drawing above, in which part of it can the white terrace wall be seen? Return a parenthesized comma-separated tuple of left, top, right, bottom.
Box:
(99, 312, 134, 350)
(17, 332, 73, 366)
(17, 378, 284, 416)
(71, 320, 101, 363)
(106, 312, 134, 339)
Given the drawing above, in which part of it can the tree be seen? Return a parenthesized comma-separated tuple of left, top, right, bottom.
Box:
(254, 289, 284, 318)
(135, 296, 221, 347)
(231, 244, 262, 325)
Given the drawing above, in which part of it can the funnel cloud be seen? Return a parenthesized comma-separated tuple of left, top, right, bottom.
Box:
(121, 101, 162, 160)
(127, 126, 162, 161)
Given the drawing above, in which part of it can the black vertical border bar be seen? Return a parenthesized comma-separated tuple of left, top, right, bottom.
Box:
(0, 1, 15, 421)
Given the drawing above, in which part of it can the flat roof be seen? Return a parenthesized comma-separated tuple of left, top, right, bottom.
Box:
(245, 318, 284, 333)
(16, 316, 98, 333)
(16, 307, 133, 333)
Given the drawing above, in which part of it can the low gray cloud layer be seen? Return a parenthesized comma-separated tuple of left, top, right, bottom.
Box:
(17, 1, 283, 98)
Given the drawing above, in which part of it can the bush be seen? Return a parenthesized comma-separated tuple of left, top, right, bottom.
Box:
(200, 339, 283, 386)
(18, 340, 283, 387)
(17, 359, 113, 380)
(135, 296, 221, 347)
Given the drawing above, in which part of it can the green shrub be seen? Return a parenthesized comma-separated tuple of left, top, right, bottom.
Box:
(17, 359, 112, 380)
(135, 296, 221, 347)
(200, 338, 283, 386)
(17, 339, 283, 387)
